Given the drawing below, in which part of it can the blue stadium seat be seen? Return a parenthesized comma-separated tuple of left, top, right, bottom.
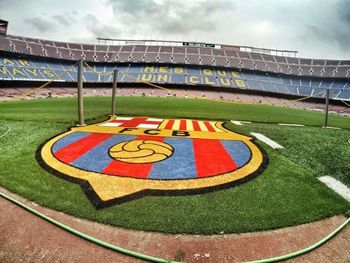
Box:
(338, 90, 350, 99)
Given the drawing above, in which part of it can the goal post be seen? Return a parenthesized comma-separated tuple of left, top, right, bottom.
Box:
(77, 60, 85, 126)
(77, 60, 119, 125)
(111, 69, 118, 116)
(323, 88, 330, 128)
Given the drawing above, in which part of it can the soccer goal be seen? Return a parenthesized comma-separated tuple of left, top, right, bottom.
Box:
(76, 60, 118, 126)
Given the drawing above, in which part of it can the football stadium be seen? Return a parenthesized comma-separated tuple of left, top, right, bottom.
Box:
(0, 1, 349, 262)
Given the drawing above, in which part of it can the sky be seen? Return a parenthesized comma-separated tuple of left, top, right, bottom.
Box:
(0, 0, 349, 59)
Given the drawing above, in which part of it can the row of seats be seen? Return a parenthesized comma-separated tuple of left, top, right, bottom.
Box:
(0, 35, 349, 78)
(1, 54, 349, 100)
(2, 54, 348, 92)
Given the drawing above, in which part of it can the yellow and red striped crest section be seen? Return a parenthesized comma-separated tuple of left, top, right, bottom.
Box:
(161, 119, 223, 132)
(39, 116, 267, 208)
(97, 116, 222, 132)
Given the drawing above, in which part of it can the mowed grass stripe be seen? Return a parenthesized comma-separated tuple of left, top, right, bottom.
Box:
(0, 96, 349, 129)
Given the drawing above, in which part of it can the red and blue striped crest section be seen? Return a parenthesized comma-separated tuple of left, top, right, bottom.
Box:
(40, 116, 266, 208)
(52, 132, 251, 179)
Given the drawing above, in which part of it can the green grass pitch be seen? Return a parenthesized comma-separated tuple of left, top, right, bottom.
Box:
(0, 96, 349, 234)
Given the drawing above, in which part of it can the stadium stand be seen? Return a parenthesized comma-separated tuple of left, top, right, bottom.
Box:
(1, 34, 349, 78)
(0, 34, 350, 108)
(0, 53, 349, 100)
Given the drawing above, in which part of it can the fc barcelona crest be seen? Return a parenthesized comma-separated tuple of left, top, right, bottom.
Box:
(39, 116, 268, 208)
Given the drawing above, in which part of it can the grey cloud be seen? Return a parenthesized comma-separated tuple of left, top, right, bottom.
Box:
(84, 13, 121, 38)
(305, 25, 330, 41)
(202, 0, 234, 15)
(85, 14, 99, 24)
(154, 7, 218, 33)
(107, 0, 235, 35)
(52, 14, 76, 27)
(108, 0, 158, 15)
(153, 0, 234, 34)
(24, 16, 56, 33)
(338, 0, 350, 24)
(334, 31, 350, 51)
(302, 1, 350, 52)
(304, 23, 350, 53)
(93, 24, 121, 38)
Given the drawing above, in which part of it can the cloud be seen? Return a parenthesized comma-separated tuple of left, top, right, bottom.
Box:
(83, 13, 121, 38)
(24, 16, 56, 33)
(300, 1, 350, 53)
(107, 0, 235, 36)
(108, 0, 158, 15)
(52, 14, 75, 27)
(336, 0, 350, 50)
(338, 0, 350, 24)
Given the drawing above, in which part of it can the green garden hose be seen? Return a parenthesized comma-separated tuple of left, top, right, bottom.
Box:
(0, 191, 179, 263)
(0, 190, 348, 263)
(245, 217, 349, 262)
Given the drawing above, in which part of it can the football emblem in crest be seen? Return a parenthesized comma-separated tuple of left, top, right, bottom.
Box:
(39, 116, 267, 208)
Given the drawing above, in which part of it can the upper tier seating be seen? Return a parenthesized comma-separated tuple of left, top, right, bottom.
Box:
(1, 54, 350, 100)
(0, 35, 349, 79)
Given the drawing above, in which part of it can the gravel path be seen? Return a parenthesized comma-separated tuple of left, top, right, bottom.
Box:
(0, 187, 349, 263)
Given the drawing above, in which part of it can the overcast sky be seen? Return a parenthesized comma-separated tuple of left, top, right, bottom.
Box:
(0, 0, 349, 59)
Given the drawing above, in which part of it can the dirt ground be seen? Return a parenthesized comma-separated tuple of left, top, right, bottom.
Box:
(0, 187, 349, 263)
